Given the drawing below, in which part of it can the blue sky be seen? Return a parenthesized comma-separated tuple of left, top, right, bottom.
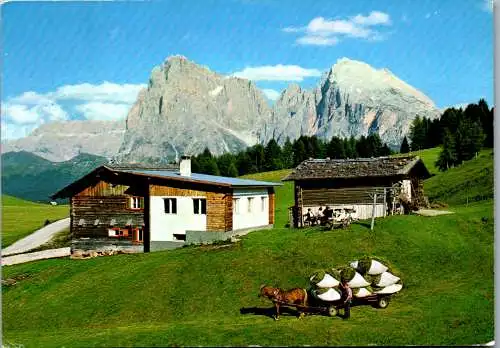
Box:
(1, 0, 493, 139)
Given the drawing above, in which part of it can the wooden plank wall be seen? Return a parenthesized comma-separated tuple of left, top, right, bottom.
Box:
(75, 180, 130, 197)
(224, 195, 233, 231)
(72, 196, 144, 238)
(302, 186, 387, 206)
(150, 185, 206, 197)
(268, 188, 275, 225)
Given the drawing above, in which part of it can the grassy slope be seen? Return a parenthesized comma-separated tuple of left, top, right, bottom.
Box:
(424, 149, 494, 205)
(2, 149, 494, 346)
(394, 147, 441, 175)
(2, 195, 69, 247)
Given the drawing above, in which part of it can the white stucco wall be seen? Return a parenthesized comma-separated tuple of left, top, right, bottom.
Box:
(304, 204, 386, 220)
(150, 196, 207, 242)
(232, 188, 269, 230)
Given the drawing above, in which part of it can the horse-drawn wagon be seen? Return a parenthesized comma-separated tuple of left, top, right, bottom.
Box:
(271, 290, 393, 318)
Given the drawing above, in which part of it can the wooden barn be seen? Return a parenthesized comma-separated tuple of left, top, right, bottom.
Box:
(52, 156, 281, 253)
(283, 156, 431, 228)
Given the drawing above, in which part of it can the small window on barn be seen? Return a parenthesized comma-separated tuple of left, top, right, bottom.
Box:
(233, 198, 240, 214)
(261, 197, 267, 212)
(248, 197, 253, 213)
(130, 197, 143, 210)
(164, 198, 177, 214)
(193, 198, 207, 215)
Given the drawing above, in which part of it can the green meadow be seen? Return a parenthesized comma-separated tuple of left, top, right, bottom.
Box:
(2, 148, 494, 346)
(2, 195, 69, 247)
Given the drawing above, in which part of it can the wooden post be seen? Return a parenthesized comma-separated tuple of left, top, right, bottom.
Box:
(370, 192, 377, 231)
(383, 188, 387, 218)
(143, 181, 151, 253)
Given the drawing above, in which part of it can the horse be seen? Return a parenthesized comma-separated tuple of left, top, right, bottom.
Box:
(259, 285, 308, 320)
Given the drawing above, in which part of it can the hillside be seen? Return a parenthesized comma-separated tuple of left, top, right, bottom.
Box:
(424, 149, 494, 205)
(2, 199, 493, 346)
(1, 151, 108, 202)
(2, 147, 493, 346)
(2, 195, 69, 247)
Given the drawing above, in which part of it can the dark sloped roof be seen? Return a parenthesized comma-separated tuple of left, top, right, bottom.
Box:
(282, 156, 431, 181)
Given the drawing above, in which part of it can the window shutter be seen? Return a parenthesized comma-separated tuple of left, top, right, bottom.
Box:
(193, 199, 199, 214)
(201, 199, 207, 214)
(172, 199, 177, 214)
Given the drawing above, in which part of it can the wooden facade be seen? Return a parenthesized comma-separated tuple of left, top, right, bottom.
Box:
(284, 156, 432, 228)
(71, 180, 145, 240)
(268, 188, 275, 225)
(53, 163, 281, 252)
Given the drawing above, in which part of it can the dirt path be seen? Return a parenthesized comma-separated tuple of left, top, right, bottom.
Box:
(2, 247, 71, 266)
(414, 209, 454, 217)
(2, 217, 70, 256)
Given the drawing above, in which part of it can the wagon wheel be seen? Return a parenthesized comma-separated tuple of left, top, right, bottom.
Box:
(327, 305, 337, 317)
(376, 296, 390, 309)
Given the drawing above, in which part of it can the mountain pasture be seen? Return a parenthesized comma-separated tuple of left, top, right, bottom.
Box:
(1, 148, 494, 346)
(2, 195, 69, 247)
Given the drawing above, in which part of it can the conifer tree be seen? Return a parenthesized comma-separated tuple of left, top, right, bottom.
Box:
(400, 136, 410, 153)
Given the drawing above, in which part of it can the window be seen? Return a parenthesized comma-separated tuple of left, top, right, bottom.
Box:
(108, 228, 129, 238)
(133, 228, 143, 242)
(233, 198, 240, 214)
(173, 234, 186, 241)
(248, 197, 253, 213)
(130, 196, 144, 209)
(164, 198, 177, 214)
(261, 197, 267, 212)
(193, 198, 207, 215)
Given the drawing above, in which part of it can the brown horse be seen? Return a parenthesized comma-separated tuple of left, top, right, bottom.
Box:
(259, 285, 308, 320)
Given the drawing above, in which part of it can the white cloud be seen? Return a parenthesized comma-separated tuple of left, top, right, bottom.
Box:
(262, 89, 281, 101)
(2, 81, 145, 140)
(351, 11, 391, 26)
(1, 121, 34, 142)
(4, 101, 68, 125)
(283, 11, 392, 46)
(296, 35, 340, 46)
(51, 81, 145, 104)
(75, 102, 131, 121)
(233, 64, 321, 81)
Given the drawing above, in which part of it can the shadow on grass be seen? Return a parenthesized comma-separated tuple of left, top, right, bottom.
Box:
(239, 306, 299, 319)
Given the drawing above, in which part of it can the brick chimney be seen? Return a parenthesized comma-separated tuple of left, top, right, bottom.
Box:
(180, 155, 191, 177)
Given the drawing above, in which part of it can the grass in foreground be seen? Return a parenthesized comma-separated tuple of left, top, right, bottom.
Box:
(2, 195, 69, 247)
(2, 200, 494, 347)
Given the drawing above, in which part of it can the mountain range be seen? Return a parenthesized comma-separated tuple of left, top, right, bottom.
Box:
(3, 56, 441, 165)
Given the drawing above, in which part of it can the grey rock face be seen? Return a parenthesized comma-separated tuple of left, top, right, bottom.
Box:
(2, 120, 125, 162)
(263, 58, 440, 148)
(115, 55, 271, 163)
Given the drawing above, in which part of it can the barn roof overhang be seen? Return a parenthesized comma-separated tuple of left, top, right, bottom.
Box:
(282, 156, 431, 182)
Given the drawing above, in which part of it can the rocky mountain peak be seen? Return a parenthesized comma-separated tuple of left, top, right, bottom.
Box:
(115, 57, 272, 163)
(327, 57, 435, 107)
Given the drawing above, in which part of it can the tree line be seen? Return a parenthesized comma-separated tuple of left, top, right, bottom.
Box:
(400, 99, 493, 171)
(191, 134, 393, 177)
